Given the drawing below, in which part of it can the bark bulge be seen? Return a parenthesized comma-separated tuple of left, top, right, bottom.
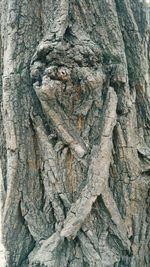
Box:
(0, 0, 150, 267)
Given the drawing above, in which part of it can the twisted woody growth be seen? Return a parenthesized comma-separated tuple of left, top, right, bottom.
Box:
(27, 28, 131, 266)
(1, 0, 150, 266)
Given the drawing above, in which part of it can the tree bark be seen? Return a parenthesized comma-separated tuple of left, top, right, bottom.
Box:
(0, 0, 150, 266)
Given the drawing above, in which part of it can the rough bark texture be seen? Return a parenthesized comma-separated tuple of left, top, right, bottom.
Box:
(0, 0, 150, 266)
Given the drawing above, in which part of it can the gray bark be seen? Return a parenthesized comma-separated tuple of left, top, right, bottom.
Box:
(0, 0, 150, 266)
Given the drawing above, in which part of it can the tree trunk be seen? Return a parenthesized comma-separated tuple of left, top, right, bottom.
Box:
(0, 0, 150, 266)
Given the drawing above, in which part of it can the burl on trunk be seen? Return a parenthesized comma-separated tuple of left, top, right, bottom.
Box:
(0, 0, 150, 267)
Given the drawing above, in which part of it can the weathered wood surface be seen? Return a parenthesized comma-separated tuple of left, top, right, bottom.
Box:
(0, 214, 5, 267)
(0, 167, 6, 267)
(0, 0, 150, 266)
